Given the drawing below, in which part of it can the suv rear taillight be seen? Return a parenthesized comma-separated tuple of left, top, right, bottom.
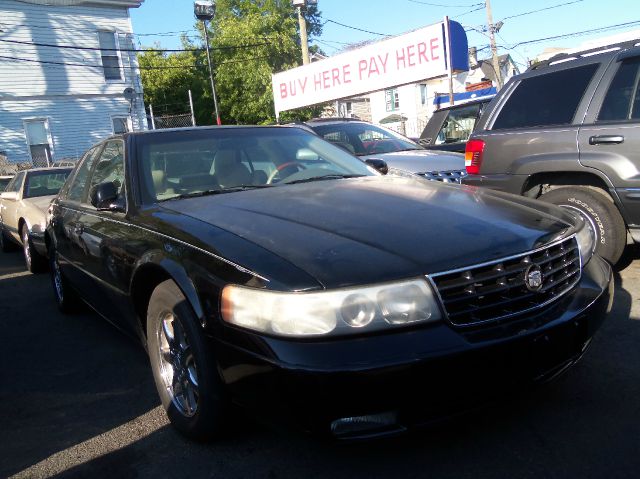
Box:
(465, 139, 485, 175)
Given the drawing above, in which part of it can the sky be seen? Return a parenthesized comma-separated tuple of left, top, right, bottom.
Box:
(130, 0, 640, 68)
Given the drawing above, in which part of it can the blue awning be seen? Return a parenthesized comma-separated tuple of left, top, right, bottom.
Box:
(433, 87, 496, 107)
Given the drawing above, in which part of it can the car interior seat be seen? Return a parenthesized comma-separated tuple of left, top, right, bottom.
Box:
(211, 149, 252, 188)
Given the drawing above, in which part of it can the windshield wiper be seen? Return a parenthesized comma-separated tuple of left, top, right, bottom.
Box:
(160, 184, 273, 201)
(284, 174, 365, 185)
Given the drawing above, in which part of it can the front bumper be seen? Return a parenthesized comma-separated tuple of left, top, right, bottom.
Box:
(212, 255, 613, 438)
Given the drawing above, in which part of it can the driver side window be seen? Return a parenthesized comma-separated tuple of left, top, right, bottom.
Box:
(87, 140, 126, 206)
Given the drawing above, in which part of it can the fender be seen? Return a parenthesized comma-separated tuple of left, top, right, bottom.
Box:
(130, 249, 206, 327)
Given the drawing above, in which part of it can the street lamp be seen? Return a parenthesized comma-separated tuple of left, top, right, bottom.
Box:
(291, 0, 317, 65)
(194, 0, 221, 125)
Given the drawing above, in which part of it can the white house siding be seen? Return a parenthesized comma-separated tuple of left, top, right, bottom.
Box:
(0, 96, 135, 161)
(0, 0, 146, 163)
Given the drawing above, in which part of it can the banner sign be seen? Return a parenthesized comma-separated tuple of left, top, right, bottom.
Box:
(272, 20, 468, 117)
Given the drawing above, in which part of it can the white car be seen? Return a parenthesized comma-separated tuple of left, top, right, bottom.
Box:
(0, 167, 73, 272)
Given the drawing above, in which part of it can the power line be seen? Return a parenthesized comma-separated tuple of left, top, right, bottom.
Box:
(324, 19, 388, 36)
(0, 37, 201, 53)
(0, 37, 275, 54)
(505, 19, 640, 49)
(0, 53, 280, 70)
(407, 0, 484, 6)
(501, 0, 585, 21)
(452, 5, 486, 19)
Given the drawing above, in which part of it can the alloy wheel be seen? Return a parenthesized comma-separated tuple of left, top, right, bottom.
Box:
(22, 228, 31, 270)
(52, 253, 64, 304)
(156, 311, 199, 417)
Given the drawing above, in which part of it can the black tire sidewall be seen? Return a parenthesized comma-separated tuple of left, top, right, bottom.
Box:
(540, 187, 626, 264)
(21, 224, 46, 273)
(146, 280, 228, 441)
(49, 248, 78, 313)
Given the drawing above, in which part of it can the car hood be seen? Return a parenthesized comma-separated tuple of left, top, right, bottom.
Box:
(159, 176, 576, 290)
(362, 149, 465, 173)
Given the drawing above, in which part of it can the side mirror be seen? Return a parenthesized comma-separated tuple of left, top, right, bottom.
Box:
(90, 182, 122, 211)
(365, 158, 389, 175)
(0, 191, 18, 201)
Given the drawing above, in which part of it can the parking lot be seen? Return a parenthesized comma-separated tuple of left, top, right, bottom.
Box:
(0, 247, 638, 479)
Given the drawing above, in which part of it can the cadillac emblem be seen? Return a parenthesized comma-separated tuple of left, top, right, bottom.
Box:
(524, 264, 543, 292)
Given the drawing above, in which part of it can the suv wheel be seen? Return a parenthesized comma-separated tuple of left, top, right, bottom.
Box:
(147, 280, 230, 441)
(540, 186, 626, 264)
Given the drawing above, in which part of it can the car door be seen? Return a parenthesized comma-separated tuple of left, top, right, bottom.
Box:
(54, 146, 102, 289)
(578, 53, 640, 228)
(473, 60, 605, 181)
(0, 171, 26, 242)
(74, 139, 135, 331)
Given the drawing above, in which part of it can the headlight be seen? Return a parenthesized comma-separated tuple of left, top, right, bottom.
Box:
(574, 214, 596, 266)
(221, 279, 442, 337)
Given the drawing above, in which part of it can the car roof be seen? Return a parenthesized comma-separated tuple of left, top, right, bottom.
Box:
(115, 124, 285, 141)
(528, 39, 640, 72)
(434, 97, 493, 112)
(23, 167, 73, 173)
(304, 118, 368, 126)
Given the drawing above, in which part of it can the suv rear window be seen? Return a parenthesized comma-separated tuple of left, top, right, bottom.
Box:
(492, 63, 599, 130)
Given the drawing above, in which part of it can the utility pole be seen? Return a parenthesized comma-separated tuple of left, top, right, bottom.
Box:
(297, 5, 310, 65)
(292, 0, 317, 65)
(485, 0, 503, 90)
(195, 1, 222, 125)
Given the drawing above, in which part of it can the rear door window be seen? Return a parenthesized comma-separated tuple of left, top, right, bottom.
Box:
(435, 103, 482, 145)
(597, 57, 640, 122)
(492, 63, 599, 130)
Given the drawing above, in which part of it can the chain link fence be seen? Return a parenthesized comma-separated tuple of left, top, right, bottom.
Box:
(153, 113, 195, 129)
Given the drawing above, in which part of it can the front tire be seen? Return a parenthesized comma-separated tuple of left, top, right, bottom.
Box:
(22, 224, 46, 273)
(147, 280, 230, 441)
(49, 248, 81, 313)
(539, 186, 626, 264)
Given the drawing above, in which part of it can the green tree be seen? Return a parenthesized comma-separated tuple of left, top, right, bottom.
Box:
(139, 1, 325, 125)
(194, 0, 324, 124)
(138, 45, 212, 125)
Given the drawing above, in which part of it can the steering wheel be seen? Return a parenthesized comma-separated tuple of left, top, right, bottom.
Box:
(267, 161, 307, 184)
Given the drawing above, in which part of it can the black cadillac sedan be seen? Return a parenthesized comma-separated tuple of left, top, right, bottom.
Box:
(46, 126, 613, 441)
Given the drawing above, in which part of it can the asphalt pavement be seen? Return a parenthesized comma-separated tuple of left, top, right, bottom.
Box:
(1, 246, 640, 479)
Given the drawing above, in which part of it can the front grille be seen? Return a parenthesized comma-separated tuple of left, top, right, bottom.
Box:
(430, 236, 581, 327)
(417, 169, 467, 183)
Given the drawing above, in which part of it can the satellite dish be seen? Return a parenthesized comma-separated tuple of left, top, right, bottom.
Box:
(123, 88, 135, 101)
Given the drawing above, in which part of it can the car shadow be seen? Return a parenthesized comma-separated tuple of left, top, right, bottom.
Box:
(0, 251, 160, 478)
(4, 252, 639, 479)
(614, 243, 640, 272)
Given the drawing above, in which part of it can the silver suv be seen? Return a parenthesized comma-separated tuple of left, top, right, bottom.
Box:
(463, 39, 640, 264)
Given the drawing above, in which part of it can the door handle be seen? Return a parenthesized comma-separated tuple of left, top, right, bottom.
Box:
(74, 223, 84, 235)
(589, 135, 624, 145)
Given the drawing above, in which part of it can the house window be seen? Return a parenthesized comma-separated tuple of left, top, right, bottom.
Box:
(24, 119, 53, 166)
(112, 116, 130, 134)
(420, 84, 428, 105)
(99, 31, 122, 81)
(385, 89, 399, 111)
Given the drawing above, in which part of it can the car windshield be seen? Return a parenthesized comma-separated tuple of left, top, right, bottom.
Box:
(23, 170, 72, 198)
(136, 127, 375, 203)
(309, 122, 422, 156)
(0, 177, 12, 191)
